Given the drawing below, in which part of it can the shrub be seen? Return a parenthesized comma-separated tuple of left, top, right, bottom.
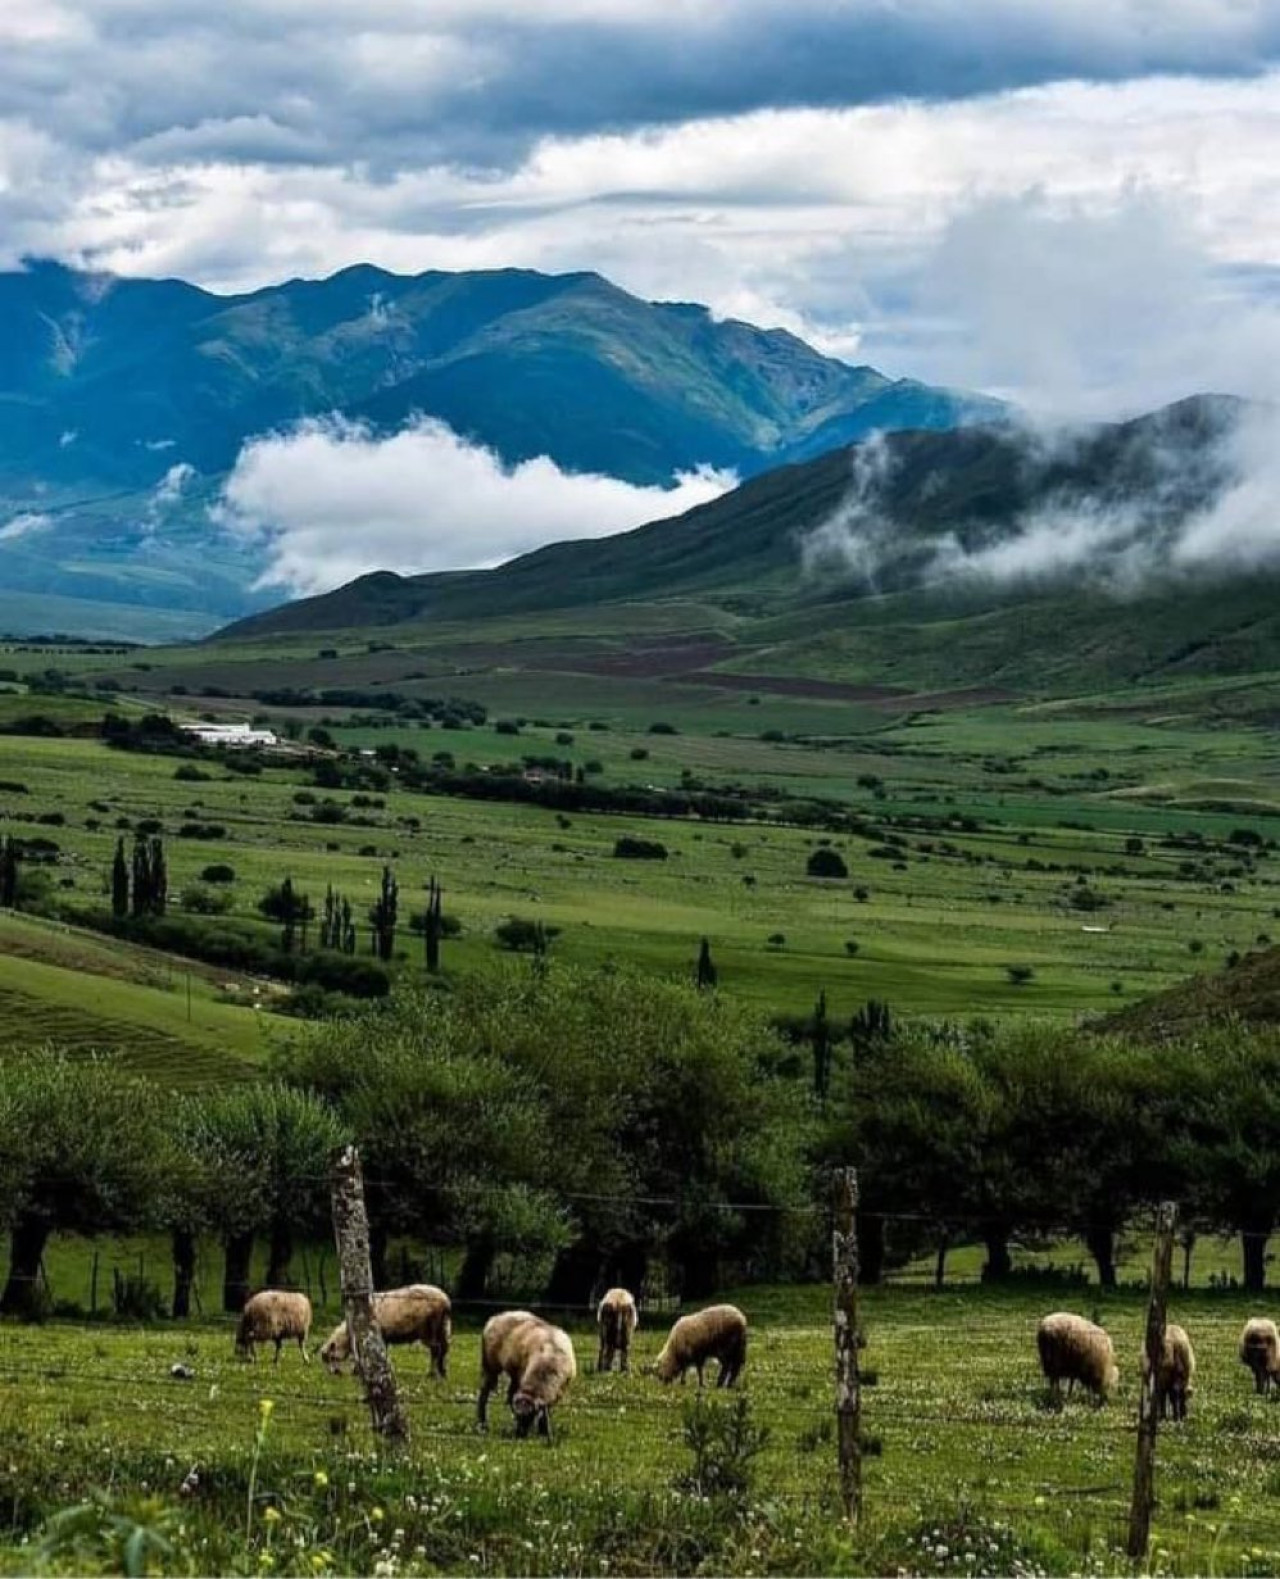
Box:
(767, 933, 786, 948)
(0, 780, 28, 795)
(807, 847, 848, 879)
(845, 940, 860, 956)
(677, 1394, 769, 1502)
(173, 764, 211, 782)
(494, 916, 560, 953)
(648, 721, 678, 735)
(555, 731, 574, 746)
(1005, 964, 1035, 986)
(177, 822, 226, 840)
(495, 720, 520, 736)
(614, 836, 668, 861)
(180, 885, 233, 916)
(629, 747, 649, 761)
(200, 864, 236, 884)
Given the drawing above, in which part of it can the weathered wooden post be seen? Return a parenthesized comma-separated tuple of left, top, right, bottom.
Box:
(329, 1144, 409, 1446)
(833, 1166, 862, 1524)
(1127, 1201, 1177, 1560)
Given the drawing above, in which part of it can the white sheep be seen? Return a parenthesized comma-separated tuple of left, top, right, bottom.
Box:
(1036, 1312, 1118, 1403)
(653, 1304, 747, 1388)
(596, 1288, 638, 1373)
(319, 1284, 452, 1377)
(1240, 1318, 1280, 1395)
(235, 1290, 312, 1364)
(477, 1311, 577, 1439)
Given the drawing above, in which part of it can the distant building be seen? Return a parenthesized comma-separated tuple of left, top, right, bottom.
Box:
(178, 722, 278, 748)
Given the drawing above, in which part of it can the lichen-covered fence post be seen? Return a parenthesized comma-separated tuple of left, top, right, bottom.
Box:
(833, 1166, 862, 1524)
(329, 1144, 409, 1446)
(1127, 1200, 1177, 1560)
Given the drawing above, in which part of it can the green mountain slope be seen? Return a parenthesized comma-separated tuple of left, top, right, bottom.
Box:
(0, 260, 1001, 634)
(217, 394, 1280, 698)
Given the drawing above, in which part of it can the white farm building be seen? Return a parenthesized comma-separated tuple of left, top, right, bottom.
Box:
(179, 722, 278, 748)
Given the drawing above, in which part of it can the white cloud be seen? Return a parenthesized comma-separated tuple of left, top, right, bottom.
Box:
(215, 417, 735, 594)
(802, 398, 1280, 595)
(0, 512, 52, 541)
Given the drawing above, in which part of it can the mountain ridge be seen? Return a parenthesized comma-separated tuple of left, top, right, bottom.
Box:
(218, 393, 1249, 641)
(0, 258, 1004, 636)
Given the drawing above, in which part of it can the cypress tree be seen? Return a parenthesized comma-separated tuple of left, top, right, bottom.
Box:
(812, 989, 831, 1100)
(0, 837, 18, 908)
(111, 837, 130, 918)
(131, 834, 150, 918)
(695, 936, 717, 990)
(149, 837, 168, 918)
(281, 876, 297, 953)
(371, 865, 398, 962)
(425, 875, 443, 974)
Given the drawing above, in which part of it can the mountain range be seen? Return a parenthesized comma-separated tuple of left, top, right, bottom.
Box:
(0, 260, 1001, 638)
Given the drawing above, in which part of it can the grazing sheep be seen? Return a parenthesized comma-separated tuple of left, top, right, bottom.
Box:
(653, 1304, 748, 1389)
(1240, 1318, 1280, 1395)
(319, 1284, 452, 1377)
(1141, 1323, 1195, 1421)
(1036, 1312, 1118, 1404)
(235, 1290, 312, 1365)
(596, 1288, 638, 1373)
(477, 1311, 577, 1439)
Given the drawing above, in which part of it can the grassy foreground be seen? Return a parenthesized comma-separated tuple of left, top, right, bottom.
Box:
(4, 1285, 1280, 1576)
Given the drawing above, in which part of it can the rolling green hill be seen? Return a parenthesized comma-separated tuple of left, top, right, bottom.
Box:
(217, 394, 1278, 699)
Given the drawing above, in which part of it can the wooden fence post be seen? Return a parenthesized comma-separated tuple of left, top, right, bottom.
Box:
(330, 1145, 409, 1447)
(1127, 1201, 1177, 1561)
(833, 1166, 862, 1525)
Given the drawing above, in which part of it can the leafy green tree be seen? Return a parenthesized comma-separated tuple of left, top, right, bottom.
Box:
(0, 1054, 171, 1317)
(192, 1083, 345, 1304)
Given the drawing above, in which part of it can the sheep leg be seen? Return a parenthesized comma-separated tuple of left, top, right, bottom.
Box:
(299, 1338, 309, 1363)
(619, 1343, 630, 1374)
(477, 1376, 495, 1430)
(596, 1340, 609, 1373)
(538, 1408, 551, 1442)
(273, 1339, 283, 1366)
(695, 1363, 705, 1388)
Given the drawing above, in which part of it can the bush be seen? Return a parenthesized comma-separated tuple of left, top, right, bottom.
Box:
(173, 764, 211, 782)
(677, 1394, 769, 1501)
(614, 836, 668, 861)
(200, 864, 236, 884)
(807, 847, 848, 879)
(629, 747, 649, 761)
(180, 885, 233, 916)
(1006, 964, 1035, 986)
(178, 822, 226, 840)
(648, 721, 678, 735)
(494, 916, 560, 953)
(845, 940, 860, 956)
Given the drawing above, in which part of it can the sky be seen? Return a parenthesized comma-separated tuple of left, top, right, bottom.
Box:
(6, 0, 1280, 590)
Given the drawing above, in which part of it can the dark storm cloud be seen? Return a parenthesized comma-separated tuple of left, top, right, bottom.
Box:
(4, 2, 1280, 175)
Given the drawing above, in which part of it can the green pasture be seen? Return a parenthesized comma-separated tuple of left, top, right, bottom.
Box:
(5, 1286, 1280, 1574)
(3, 702, 1279, 1062)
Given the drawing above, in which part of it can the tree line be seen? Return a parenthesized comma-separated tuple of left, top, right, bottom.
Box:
(3, 967, 1280, 1317)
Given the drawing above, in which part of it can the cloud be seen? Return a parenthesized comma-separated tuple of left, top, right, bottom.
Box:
(0, 511, 52, 542)
(6, 2, 1280, 176)
(905, 191, 1280, 416)
(802, 398, 1280, 596)
(215, 416, 735, 594)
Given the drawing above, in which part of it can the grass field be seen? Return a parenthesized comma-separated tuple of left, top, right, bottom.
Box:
(5, 1285, 1280, 1575)
(6, 626, 1280, 1573)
